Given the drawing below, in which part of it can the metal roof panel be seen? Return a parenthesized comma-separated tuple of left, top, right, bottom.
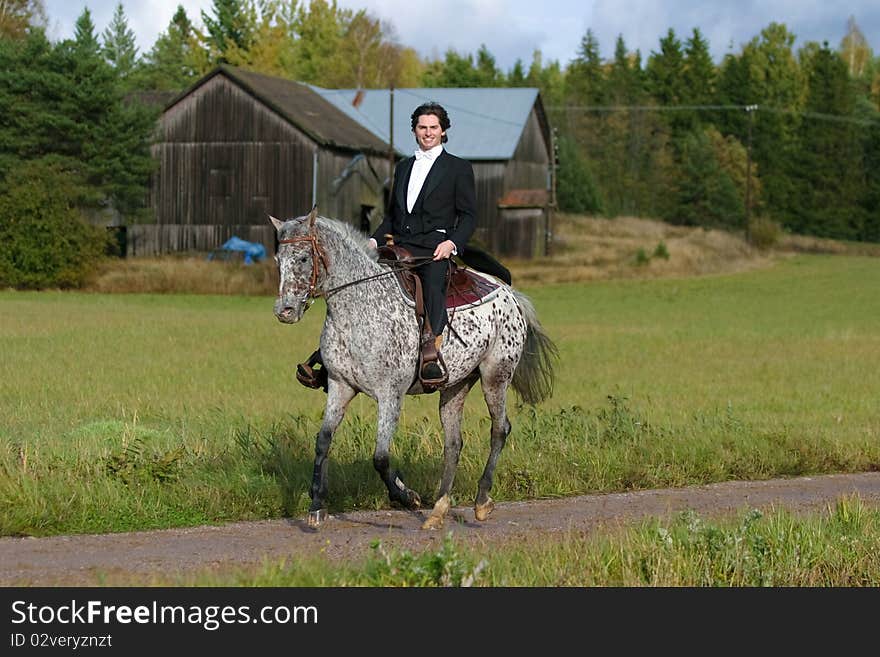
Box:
(312, 87, 539, 160)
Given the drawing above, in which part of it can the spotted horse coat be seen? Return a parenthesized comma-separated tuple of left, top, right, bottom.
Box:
(272, 208, 557, 529)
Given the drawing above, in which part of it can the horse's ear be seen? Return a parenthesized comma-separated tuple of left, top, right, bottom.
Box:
(269, 215, 284, 232)
(308, 204, 318, 229)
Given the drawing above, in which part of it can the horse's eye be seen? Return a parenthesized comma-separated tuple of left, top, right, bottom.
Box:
(299, 256, 309, 263)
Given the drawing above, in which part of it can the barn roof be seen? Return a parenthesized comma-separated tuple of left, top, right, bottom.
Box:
(162, 67, 548, 162)
(310, 87, 545, 161)
(166, 66, 390, 156)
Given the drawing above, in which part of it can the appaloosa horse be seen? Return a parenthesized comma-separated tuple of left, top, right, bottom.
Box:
(272, 208, 557, 529)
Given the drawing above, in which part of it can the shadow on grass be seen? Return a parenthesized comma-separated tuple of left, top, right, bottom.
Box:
(237, 414, 447, 522)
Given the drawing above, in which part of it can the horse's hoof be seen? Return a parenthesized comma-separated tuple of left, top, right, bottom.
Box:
(474, 497, 495, 521)
(421, 514, 444, 530)
(308, 509, 328, 527)
(421, 494, 450, 530)
(393, 474, 421, 510)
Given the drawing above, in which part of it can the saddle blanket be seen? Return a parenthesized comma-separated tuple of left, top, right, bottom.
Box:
(394, 268, 503, 312)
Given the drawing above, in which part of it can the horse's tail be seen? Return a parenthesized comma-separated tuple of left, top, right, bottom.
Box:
(511, 289, 558, 405)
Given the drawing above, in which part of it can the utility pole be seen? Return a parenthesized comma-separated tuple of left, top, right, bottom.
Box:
(548, 127, 559, 256)
(744, 104, 758, 244)
(387, 85, 395, 215)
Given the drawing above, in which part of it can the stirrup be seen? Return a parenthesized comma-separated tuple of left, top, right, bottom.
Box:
(419, 352, 447, 389)
(296, 360, 328, 392)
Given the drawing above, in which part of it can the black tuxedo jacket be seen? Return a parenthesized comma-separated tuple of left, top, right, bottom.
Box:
(371, 149, 477, 251)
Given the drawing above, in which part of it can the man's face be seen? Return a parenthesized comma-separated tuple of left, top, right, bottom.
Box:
(414, 113, 445, 151)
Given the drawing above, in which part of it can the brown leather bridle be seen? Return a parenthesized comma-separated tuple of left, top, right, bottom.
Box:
(278, 231, 330, 301)
(278, 224, 433, 303)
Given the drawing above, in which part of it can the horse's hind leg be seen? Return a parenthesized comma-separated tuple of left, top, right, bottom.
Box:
(308, 383, 357, 527)
(475, 378, 512, 522)
(422, 378, 475, 530)
(374, 396, 421, 510)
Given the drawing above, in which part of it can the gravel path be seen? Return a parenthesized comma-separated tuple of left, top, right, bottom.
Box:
(3, 471, 879, 585)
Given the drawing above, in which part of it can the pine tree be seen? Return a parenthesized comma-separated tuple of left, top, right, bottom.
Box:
(73, 6, 100, 55)
(566, 29, 604, 105)
(739, 23, 803, 227)
(646, 28, 689, 144)
(682, 27, 715, 129)
(102, 2, 138, 84)
(555, 134, 602, 213)
(508, 59, 527, 87)
(137, 5, 203, 91)
(646, 28, 686, 106)
(0, 27, 152, 287)
(863, 120, 880, 241)
(672, 128, 744, 228)
(1, 10, 157, 217)
(714, 52, 752, 136)
(475, 44, 502, 87)
(0, 29, 58, 175)
(201, 0, 256, 62)
(794, 41, 865, 239)
(607, 35, 639, 105)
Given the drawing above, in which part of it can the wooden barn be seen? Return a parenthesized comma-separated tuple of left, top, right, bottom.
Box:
(138, 67, 554, 259)
(133, 65, 392, 256)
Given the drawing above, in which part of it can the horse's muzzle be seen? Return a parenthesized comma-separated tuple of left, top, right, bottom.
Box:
(274, 297, 305, 324)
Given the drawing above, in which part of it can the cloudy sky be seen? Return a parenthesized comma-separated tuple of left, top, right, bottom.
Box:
(43, 0, 879, 71)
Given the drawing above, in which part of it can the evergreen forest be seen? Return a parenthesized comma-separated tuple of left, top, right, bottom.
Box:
(2, 1, 879, 287)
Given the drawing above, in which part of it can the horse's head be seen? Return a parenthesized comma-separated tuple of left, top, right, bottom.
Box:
(271, 207, 327, 324)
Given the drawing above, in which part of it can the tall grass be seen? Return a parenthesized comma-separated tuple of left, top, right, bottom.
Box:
(1, 255, 879, 536)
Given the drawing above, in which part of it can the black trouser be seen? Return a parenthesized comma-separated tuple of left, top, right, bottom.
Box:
(402, 244, 450, 336)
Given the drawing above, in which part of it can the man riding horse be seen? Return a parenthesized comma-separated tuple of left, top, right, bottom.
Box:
(297, 101, 509, 392)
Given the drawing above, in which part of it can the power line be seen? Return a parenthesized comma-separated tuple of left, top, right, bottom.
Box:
(550, 104, 748, 112)
(547, 103, 880, 126)
(396, 88, 527, 128)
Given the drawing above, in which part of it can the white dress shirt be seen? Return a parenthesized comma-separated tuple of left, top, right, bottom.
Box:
(407, 144, 443, 212)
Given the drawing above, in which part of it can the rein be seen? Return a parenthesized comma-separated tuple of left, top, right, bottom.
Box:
(278, 230, 433, 302)
(279, 225, 466, 346)
(322, 256, 434, 299)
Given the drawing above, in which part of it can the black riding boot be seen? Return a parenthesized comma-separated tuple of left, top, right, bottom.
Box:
(296, 349, 328, 392)
(419, 327, 447, 389)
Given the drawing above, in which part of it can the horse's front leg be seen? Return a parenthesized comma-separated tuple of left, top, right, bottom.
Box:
(308, 381, 357, 527)
(374, 396, 421, 510)
(475, 377, 512, 522)
(422, 378, 475, 530)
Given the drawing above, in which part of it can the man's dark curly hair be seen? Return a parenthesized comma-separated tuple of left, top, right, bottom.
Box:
(411, 102, 450, 143)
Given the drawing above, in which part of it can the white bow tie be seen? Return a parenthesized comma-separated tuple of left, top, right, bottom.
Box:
(414, 149, 436, 161)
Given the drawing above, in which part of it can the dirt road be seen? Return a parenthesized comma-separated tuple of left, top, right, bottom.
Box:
(3, 471, 879, 585)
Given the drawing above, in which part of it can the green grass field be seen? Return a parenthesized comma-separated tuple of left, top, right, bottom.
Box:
(1, 254, 879, 536)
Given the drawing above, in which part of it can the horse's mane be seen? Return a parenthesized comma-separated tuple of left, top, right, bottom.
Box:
(316, 215, 378, 262)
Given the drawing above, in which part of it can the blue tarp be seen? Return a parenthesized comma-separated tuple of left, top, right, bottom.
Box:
(207, 236, 267, 265)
